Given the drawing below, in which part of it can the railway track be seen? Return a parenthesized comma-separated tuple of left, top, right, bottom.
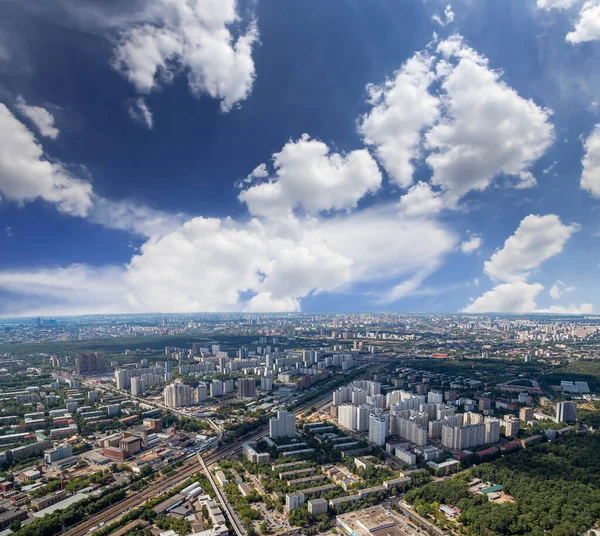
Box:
(61, 391, 334, 535)
(61, 459, 203, 536)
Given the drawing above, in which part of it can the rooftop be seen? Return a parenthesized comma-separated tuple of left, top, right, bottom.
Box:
(337, 505, 421, 536)
(33, 492, 89, 517)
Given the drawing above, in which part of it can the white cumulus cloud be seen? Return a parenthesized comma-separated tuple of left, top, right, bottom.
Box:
(537, 303, 593, 314)
(464, 282, 592, 314)
(549, 283, 562, 299)
(432, 5, 455, 26)
(567, 1, 600, 43)
(244, 293, 301, 313)
(0, 265, 131, 317)
(88, 198, 186, 237)
(515, 171, 538, 189)
(0, 203, 457, 314)
(460, 236, 482, 255)
(360, 52, 440, 188)
(239, 134, 382, 218)
(0, 104, 92, 216)
(0, 105, 456, 314)
(397, 182, 445, 217)
(484, 214, 578, 282)
(549, 280, 575, 299)
(128, 97, 153, 129)
(425, 37, 555, 206)
(0, 103, 186, 237)
(581, 124, 600, 198)
(361, 34, 554, 206)
(15, 95, 59, 139)
(536, 0, 577, 10)
(464, 214, 587, 314)
(112, 0, 259, 111)
(464, 282, 544, 313)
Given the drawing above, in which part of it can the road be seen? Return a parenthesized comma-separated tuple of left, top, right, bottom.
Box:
(199, 454, 246, 536)
(391, 498, 447, 536)
(64, 362, 388, 535)
(60, 388, 334, 536)
(61, 457, 203, 536)
(198, 390, 337, 535)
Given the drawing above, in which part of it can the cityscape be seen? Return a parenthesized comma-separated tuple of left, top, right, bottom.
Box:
(0, 313, 598, 536)
(2, 0, 600, 535)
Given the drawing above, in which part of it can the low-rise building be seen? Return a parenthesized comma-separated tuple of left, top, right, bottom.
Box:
(329, 494, 360, 510)
(32, 492, 90, 518)
(279, 467, 315, 480)
(383, 477, 411, 491)
(394, 449, 416, 466)
(238, 483, 253, 497)
(300, 484, 338, 497)
(427, 459, 461, 476)
(44, 444, 73, 464)
(242, 442, 270, 464)
(32, 490, 69, 511)
(50, 424, 78, 438)
(214, 470, 229, 487)
(102, 446, 129, 460)
(119, 436, 143, 455)
(0, 509, 28, 529)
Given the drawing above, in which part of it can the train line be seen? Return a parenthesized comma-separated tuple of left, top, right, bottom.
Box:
(60, 391, 333, 535)
(61, 458, 204, 536)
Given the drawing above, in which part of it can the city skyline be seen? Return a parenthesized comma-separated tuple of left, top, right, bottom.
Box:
(0, 304, 598, 535)
(1, 0, 600, 316)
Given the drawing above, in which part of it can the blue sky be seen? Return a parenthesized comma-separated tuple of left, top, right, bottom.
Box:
(1, 0, 600, 316)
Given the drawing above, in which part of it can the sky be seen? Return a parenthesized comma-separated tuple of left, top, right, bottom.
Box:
(0, 0, 600, 317)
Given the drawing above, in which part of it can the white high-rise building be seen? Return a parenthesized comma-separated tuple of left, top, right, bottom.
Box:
(428, 390, 443, 404)
(388, 392, 425, 411)
(428, 420, 443, 439)
(163, 383, 194, 408)
(357, 405, 371, 432)
(390, 416, 427, 446)
(441, 415, 495, 450)
(352, 390, 367, 406)
(444, 414, 463, 427)
(484, 417, 501, 444)
(333, 386, 352, 406)
(285, 493, 305, 513)
(436, 405, 456, 420)
(195, 383, 208, 403)
(338, 404, 357, 430)
(463, 412, 483, 425)
(269, 410, 296, 439)
(210, 380, 223, 397)
(353, 380, 381, 396)
(115, 369, 129, 390)
(115, 365, 165, 391)
(260, 376, 274, 391)
(419, 403, 437, 420)
(367, 394, 386, 409)
(556, 401, 577, 423)
(503, 415, 520, 437)
(368, 413, 389, 446)
(223, 379, 235, 394)
(131, 377, 145, 396)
